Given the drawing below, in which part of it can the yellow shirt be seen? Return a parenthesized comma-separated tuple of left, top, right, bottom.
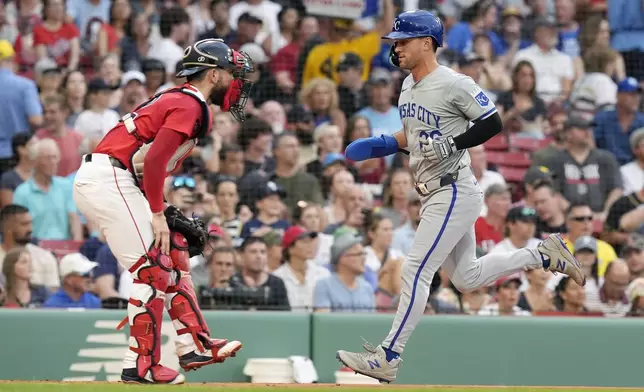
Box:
(564, 237, 617, 277)
(302, 32, 380, 85)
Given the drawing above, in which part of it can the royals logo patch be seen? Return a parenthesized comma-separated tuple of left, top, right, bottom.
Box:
(475, 91, 489, 107)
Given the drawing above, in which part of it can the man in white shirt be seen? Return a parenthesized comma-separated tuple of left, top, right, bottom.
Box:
(272, 226, 330, 312)
(513, 19, 574, 104)
(490, 206, 542, 254)
(229, 0, 281, 42)
(148, 7, 191, 75)
(620, 128, 644, 195)
(478, 275, 532, 316)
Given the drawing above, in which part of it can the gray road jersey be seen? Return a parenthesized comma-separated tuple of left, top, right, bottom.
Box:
(398, 65, 497, 184)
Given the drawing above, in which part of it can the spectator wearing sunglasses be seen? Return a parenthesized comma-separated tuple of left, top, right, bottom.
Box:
(167, 176, 198, 215)
(563, 202, 617, 278)
(43, 253, 101, 309)
(240, 181, 290, 239)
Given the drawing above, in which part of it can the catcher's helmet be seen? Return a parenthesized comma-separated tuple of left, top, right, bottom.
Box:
(382, 10, 444, 47)
(176, 38, 253, 78)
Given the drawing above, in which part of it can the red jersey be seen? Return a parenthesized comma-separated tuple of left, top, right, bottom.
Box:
(95, 83, 211, 174)
(32, 23, 80, 66)
(474, 216, 503, 254)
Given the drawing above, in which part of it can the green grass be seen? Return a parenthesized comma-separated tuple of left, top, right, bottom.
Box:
(0, 383, 643, 392)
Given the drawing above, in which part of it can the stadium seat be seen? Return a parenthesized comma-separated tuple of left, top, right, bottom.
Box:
(483, 134, 509, 151)
(496, 166, 527, 183)
(485, 151, 532, 168)
(38, 240, 84, 259)
(510, 136, 552, 152)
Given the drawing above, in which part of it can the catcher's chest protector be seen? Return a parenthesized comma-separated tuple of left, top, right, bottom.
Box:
(127, 87, 211, 182)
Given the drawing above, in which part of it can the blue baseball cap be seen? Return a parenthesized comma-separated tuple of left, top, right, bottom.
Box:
(322, 152, 346, 169)
(617, 77, 643, 93)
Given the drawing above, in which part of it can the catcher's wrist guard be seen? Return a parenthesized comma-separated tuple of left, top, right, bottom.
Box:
(164, 205, 208, 257)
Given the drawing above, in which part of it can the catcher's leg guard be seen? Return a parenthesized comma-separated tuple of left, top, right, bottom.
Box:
(117, 247, 185, 384)
(165, 233, 242, 372)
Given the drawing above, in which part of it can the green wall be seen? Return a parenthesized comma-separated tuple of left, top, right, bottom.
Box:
(0, 309, 643, 387)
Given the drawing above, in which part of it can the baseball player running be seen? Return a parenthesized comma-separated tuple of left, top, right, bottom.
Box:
(337, 11, 586, 383)
(73, 39, 254, 384)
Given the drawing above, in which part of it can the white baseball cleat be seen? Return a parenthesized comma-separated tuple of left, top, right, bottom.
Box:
(537, 233, 586, 286)
(336, 342, 402, 384)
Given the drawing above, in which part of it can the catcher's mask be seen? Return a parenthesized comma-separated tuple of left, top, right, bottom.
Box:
(177, 38, 255, 122)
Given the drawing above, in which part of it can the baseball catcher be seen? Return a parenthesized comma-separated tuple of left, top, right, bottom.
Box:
(73, 39, 253, 384)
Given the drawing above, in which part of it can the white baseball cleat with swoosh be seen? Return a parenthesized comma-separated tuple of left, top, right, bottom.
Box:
(336, 343, 402, 384)
(537, 233, 586, 286)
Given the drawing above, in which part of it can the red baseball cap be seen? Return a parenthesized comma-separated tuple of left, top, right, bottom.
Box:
(494, 274, 522, 291)
(282, 226, 317, 250)
(208, 224, 225, 239)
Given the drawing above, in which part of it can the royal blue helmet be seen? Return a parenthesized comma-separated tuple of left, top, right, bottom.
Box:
(382, 10, 444, 47)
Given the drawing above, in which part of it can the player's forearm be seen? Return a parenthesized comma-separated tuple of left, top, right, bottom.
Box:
(143, 127, 189, 213)
(453, 112, 503, 150)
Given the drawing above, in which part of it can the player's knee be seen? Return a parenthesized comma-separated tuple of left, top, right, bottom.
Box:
(136, 248, 174, 293)
(449, 274, 476, 293)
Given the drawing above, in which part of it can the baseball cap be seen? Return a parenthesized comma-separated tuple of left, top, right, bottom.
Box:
(506, 206, 537, 223)
(623, 234, 644, 255)
(87, 78, 112, 93)
(368, 68, 392, 85)
(523, 165, 552, 186)
(458, 52, 484, 67)
(330, 232, 363, 266)
(564, 116, 593, 131)
(238, 12, 263, 25)
(34, 58, 60, 77)
(494, 274, 522, 291)
(121, 70, 146, 86)
(322, 152, 346, 169)
(239, 43, 268, 65)
(617, 77, 643, 93)
(574, 235, 597, 254)
(59, 253, 98, 278)
(258, 181, 286, 200)
(0, 40, 15, 60)
(207, 223, 225, 239)
(336, 52, 363, 72)
(502, 7, 523, 19)
(282, 225, 318, 249)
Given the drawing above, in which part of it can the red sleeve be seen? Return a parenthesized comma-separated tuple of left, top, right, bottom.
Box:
(32, 25, 48, 46)
(63, 23, 80, 38)
(143, 127, 189, 213)
(163, 98, 202, 138)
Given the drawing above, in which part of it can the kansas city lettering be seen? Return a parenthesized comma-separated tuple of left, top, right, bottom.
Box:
(398, 102, 441, 129)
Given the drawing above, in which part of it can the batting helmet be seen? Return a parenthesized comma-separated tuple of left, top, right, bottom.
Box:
(382, 10, 444, 47)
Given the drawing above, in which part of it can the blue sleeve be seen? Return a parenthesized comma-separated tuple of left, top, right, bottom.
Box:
(23, 81, 43, 118)
(94, 245, 118, 278)
(42, 295, 59, 308)
(362, 267, 378, 291)
(313, 279, 331, 309)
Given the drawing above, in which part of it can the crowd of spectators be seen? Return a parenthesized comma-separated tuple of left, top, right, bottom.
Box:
(0, 0, 643, 318)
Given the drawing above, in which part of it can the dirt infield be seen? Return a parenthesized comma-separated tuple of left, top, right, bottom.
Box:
(0, 381, 643, 392)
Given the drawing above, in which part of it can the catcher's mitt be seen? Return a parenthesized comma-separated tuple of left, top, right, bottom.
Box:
(164, 205, 208, 257)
